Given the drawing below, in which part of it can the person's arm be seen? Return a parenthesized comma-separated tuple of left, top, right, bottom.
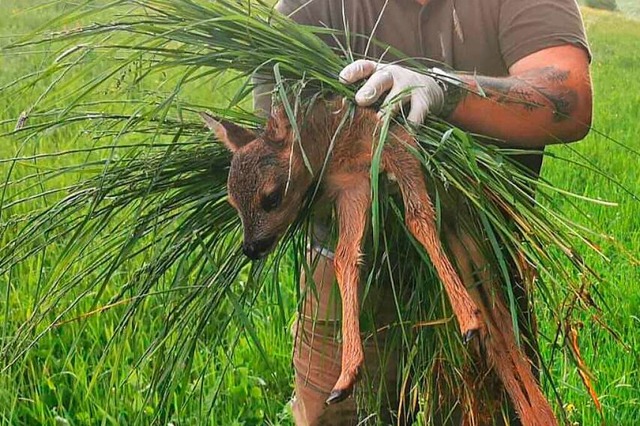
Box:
(446, 45, 592, 148)
(340, 44, 592, 149)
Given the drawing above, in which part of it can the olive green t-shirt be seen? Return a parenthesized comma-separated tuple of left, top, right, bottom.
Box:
(260, 0, 590, 175)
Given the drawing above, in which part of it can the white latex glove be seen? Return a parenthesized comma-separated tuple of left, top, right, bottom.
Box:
(339, 59, 446, 124)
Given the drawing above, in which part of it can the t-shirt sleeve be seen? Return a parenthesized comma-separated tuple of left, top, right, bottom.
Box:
(499, 0, 591, 69)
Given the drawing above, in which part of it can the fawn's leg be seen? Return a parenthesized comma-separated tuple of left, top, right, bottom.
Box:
(452, 230, 557, 426)
(325, 179, 370, 405)
(383, 136, 483, 340)
(445, 226, 556, 425)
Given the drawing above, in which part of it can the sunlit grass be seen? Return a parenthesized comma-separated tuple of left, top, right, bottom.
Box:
(539, 9, 640, 424)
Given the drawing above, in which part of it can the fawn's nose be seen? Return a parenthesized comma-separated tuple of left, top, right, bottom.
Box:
(242, 237, 276, 260)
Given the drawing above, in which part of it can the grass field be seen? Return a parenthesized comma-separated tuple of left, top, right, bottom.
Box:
(606, 0, 640, 18)
(1, 2, 639, 425)
(620, 0, 640, 17)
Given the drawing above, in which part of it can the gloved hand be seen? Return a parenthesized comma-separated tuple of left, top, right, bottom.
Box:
(339, 59, 447, 124)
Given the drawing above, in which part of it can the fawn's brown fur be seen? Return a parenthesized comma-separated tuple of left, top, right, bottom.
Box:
(202, 97, 557, 425)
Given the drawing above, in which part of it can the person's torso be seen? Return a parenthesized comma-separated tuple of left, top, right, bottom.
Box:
(277, 0, 553, 174)
(282, 0, 509, 77)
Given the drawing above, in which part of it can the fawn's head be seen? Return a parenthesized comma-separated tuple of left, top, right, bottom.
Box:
(201, 108, 315, 260)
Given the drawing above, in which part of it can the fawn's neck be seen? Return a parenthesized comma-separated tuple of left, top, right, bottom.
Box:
(296, 98, 370, 180)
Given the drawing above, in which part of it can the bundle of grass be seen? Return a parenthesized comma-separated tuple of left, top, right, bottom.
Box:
(0, 0, 634, 423)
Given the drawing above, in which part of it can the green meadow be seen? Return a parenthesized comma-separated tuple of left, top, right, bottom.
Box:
(1, 2, 638, 425)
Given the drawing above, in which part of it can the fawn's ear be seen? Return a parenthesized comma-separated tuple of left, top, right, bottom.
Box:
(264, 107, 291, 143)
(200, 112, 256, 153)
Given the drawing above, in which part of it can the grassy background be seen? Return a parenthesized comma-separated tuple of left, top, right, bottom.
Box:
(1, 2, 639, 425)
(589, 0, 640, 17)
(618, 0, 640, 17)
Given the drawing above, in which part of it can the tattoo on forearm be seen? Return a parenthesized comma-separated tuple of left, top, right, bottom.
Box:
(473, 67, 578, 122)
(440, 82, 468, 118)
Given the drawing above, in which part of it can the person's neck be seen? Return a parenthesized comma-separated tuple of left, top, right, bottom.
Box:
(415, 0, 431, 5)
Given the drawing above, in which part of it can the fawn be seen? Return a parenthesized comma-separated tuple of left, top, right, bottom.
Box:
(201, 97, 557, 425)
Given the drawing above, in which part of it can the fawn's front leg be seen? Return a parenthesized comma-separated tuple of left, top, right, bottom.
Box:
(325, 179, 370, 405)
(383, 137, 483, 341)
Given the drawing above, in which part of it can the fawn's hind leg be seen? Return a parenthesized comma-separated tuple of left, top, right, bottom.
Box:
(449, 230, 557, 426)
(382, 133, 483, 340)
(325, 177, 370, 405)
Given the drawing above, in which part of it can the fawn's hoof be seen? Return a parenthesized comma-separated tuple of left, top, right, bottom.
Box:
(326, 350, 363, 405)
(463, 328, 479, 345)
(459, 308, 484, 345)
(326, 388, 349, 405)
(325, 364, 361, 405)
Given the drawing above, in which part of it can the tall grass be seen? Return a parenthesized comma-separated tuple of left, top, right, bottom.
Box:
(0, 1, 638, 424)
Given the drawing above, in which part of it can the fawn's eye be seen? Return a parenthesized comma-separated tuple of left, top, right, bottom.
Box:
(261, 189, 283, 212)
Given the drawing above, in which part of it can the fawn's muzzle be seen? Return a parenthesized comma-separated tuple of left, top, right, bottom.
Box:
(242, 237, 276, 260)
